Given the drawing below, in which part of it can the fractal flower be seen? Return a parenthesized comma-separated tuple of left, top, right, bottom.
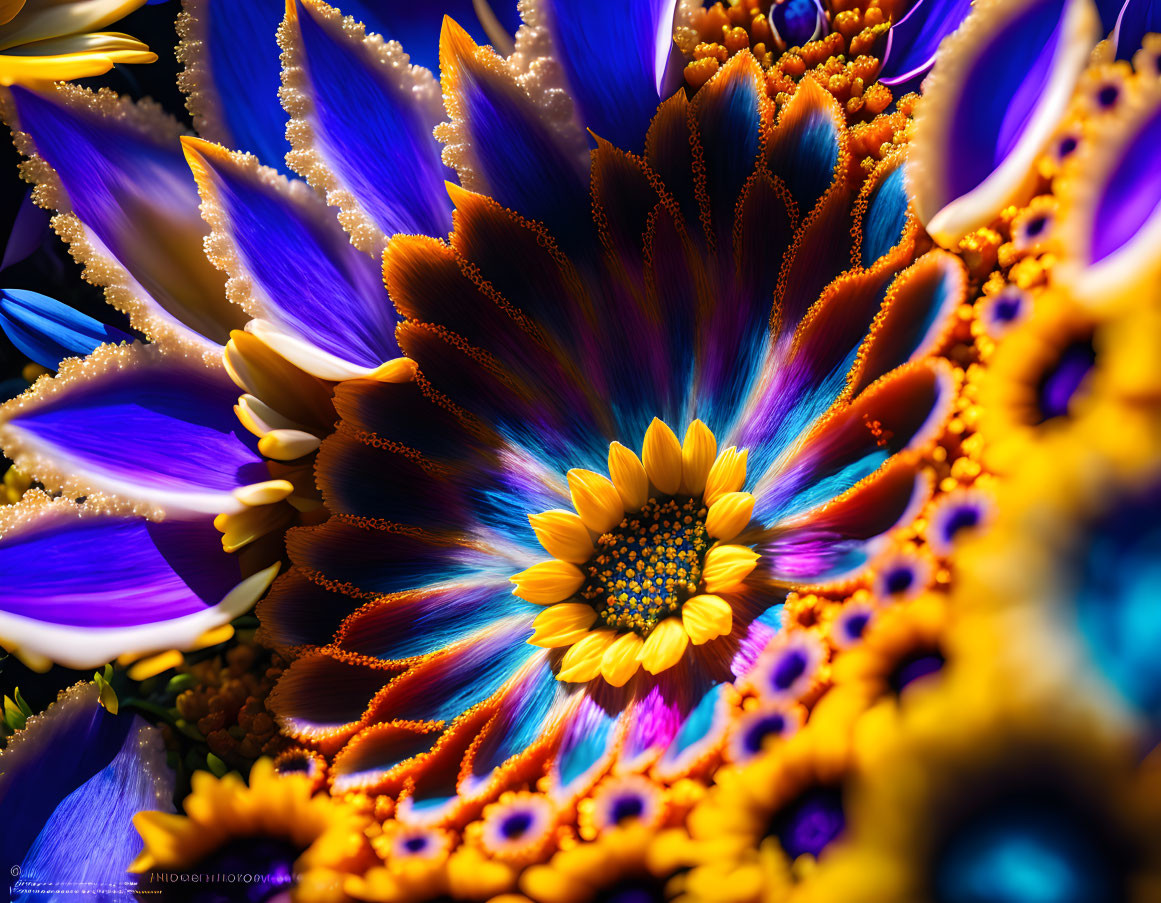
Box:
(2, 0, 1161, 898)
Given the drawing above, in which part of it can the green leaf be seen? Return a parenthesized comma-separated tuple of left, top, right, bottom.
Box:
(206, 753, 228, 778)
(13, 687, 32, 718)
(98, 681, 119, 715)
(3, 696, 26, 732)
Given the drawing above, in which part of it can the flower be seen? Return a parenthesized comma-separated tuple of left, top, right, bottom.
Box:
(0, 0, 968, 821)
(798, 674, 1161, 903)
(0, 0, 1068, 884)
(0, 0, 155, 86)
(131, 757, 373, 900)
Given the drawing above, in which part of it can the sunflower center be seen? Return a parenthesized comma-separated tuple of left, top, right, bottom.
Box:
(580, 496, 710, 635)
(512, 418, 758, 685)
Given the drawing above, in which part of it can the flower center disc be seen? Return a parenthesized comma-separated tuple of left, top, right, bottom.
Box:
(581, 496, 710, 635)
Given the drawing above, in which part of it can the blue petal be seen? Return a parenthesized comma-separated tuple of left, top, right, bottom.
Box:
(6, 87, 239, 349)
(541, 0, 679, 150)
(368, 617, 538, 725)
(183, 139, 400, 374)
(0, 683, 173, 900)
(771, 0, 827, 47)
(440, 20, 590, 238)
(464, 654, 561, 791)
(0, 288, 132, 370)
(287, 2, 453, 246)
(368, 0, 521, 73)
(192, 0, 517, 174)
(879, 0, 975, 86)
(337, 583, 540, 662)
(1114, 0, 1161, 59)
(860, 163, 910, 267)
(657, 682, 728, 774)
(551, 696, 620, 798)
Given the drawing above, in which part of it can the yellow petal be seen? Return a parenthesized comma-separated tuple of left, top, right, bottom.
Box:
(682, 594, 733, 644)
(510, 560, 585, 604)
(701, 545, 759, 593)
(257, 428, 320, 461)
(530, 603, 599, 648)
(557, 629, 617, 682)
(642, 418, 682, 495)
(127, 649, 183, 681)
(600, 632, 644, 687)
(639, 618, 689, 674)
(705, 492, 756, 541)
(680, 420, 717, 495)
(608, 441, 649, 511)
(704, 447, 748, 506)
(0, 46, 154, 85)
(233, 479, 295, 506)
(529, 510, 595, 564)
(567, 468, 624, 533)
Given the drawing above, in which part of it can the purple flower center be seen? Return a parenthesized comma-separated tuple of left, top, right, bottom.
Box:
(769, 786, 845, 859)
(610, 793, 647, 823)
(1036, 339, 1096, 423)
(942, 504, 982, 543)
(889, 650, 947, 693)
(743, 713, 788, 753)
(842, 611, 871, 640)
(402, 835, 429, 853)
(1024, 215, 1048, 238)
(770, 649, 809, 691)
(500, 810, 535, 840)
(884, 565, 915, 595)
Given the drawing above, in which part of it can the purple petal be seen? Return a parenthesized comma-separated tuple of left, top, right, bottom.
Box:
(282, 1, 453, 254)
(1, 189, 50, 272)
(1091, 102, 1161, 263)
(0, 343, 265, 516)
(1057, 86, 1161, 300)
(0, 495, 277, 667)
(761, 461, 931, 585)
(879, 0, 975, 85)
(5, 86, 241, 351)
(0, 684, 174, 889)
(907, 0, 1100, 245)
(183, 138, 401, 379)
